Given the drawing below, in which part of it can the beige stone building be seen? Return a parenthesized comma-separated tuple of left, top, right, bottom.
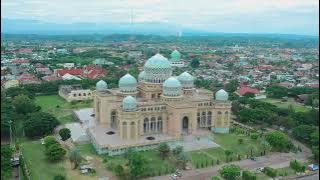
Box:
(89, 53, 231, 155)
(59, 85, 93, 102)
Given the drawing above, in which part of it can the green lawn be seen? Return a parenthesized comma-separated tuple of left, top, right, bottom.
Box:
(277, 166, 296, 177)
(104, 149, 176, 176)
(187, 133, 265, 167)
(21, 141, 66, 179)
(75, 144, 97, 157)
(260, 98, 310, 112)
(35, 95, 93, 124)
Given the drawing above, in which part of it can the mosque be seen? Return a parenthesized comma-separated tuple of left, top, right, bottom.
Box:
(88, 51, 231, 155)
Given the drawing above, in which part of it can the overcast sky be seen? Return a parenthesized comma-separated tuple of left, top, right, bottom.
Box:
(1, 0, 319, 35)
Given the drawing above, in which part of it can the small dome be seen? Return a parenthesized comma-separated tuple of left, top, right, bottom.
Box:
(96, 80, 108, 91)
(119, 73, 137, 93)
(178, 72, 194, 88)
(170, 50, 181, 62)
(138, 71, 145, 81)
(163, 77, 182, 96)
(215, 89, 229, 101)
(122, 96, 137, 111)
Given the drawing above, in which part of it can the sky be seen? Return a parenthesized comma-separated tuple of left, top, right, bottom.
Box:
(1, 0, 319, 35)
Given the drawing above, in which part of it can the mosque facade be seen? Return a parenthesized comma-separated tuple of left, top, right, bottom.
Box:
(90, 51, 231, 155)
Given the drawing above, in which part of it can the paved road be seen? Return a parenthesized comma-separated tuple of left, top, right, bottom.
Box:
(148, 152, 302, 180)
(294, 173, 319, 180)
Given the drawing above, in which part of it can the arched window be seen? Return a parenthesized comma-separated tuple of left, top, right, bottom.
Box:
(143, 118, 149, 133)
(83, 93, 86, 96)
(111, 111, 117, 129)
(197, 112, 200, 128)
(207, 111, 212, 126)
(131, 122, 135, 125)
(151, 117, 156, 132)
(217, 111, 222, 126)
(157, 116, 162, 132)
(224, 111, 229, 126)
(201, 112, 206, 127)
(73, 94, 76, 97)
(123, 122, 127, 125)
(78, 93, 82, 96)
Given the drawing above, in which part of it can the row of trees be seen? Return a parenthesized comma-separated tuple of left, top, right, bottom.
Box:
(233, 96, 319, 162)
(44, 136, 66, 161)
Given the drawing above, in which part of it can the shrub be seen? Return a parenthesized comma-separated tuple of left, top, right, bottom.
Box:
(242, 170, 257, 180)
(250, 133, 259, 140)
(54, 175, 66, 180)
(238, 138, 244, 144)
(263, 167, 277, 178)
(45, 144, 66, 161)
(290, 160, 306, 172)
(212, 176, 221, 180)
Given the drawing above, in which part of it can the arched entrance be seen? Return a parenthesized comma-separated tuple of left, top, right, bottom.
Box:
(182, 116, 189, 133)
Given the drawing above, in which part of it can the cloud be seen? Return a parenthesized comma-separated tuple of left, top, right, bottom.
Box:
(1, 0, 319, 35)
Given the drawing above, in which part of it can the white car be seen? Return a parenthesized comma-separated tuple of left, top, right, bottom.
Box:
(170, 174, 178, 179)
(256, 167, 264, 172)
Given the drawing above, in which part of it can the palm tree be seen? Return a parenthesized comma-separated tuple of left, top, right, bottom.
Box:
(261, 141, 272, 155)
(247, 145, 256, 158)
(69, 148, 83, 169)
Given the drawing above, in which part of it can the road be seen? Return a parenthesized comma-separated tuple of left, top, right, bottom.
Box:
(148, 134, 313, 180)
(295, 173, 319, 180)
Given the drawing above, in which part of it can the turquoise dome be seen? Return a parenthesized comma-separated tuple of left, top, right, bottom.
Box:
(163, 77, 182, 96)
(144, 53, 172, 83)
(138, 71, 145, 82)
(170, 50, 181, 62)
(215, 89, 229, 101)
(178, 72, 194, 88)
(96, 80, 108, 91)
(122, 96, 137, 111)
(119, 73, 137, 93)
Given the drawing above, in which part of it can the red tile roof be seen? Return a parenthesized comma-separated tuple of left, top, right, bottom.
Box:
(42, 75, 62, 82)
(11, 59, 30, 64)
(237, 86, 260, 96)
(56, 68, 83, 76)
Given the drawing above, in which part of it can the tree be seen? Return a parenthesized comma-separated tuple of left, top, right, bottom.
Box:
(290, 160, 305, 172)
(261, 141, 272, 155)
(172, 146, 183, 156)
(250, 133, 259, 140)
(177, 152, 189, 169)
(46, 144, 66, 161)
(211, 176, 220, 180)
(54, 175, 66, 180)
(247, 145, 256, 157)
(190, 59, 200, 68)
(238, 138, 244, 144)
(263, 167, 277, 178)
(44, 136, 58, 149)
(219, 164, 241, 180)
(266, 86, 288, 98)
(115, 165, 125, 177)
(1, 146, 13, 179)
(265, 131, 292, 152)
(242, 170, 257, 180)
(128, 153, 146, 178)
(243, 92, 255, 98)
(292, 125, 315, 142)
(158, 143, 170, 159)
(24, 112, 59, 138)
(224, 150, 233, 162)
(225, 79, 239, 93)
(12, 94, 38, 114)
(69, 148, 83, 169)
(59, 128, 71, 141)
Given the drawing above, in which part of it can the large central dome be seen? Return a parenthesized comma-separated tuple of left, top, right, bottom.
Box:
(144, 53, 172, 83)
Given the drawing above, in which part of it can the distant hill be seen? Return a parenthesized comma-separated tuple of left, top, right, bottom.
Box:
(2, 18, 319, 39)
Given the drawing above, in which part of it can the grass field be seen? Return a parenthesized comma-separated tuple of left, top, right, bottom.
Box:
(35, 95, 93, 124)
(21, 141, 66, 179)
(260, 98, 310, 112)
(187, 133, 265, 167)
